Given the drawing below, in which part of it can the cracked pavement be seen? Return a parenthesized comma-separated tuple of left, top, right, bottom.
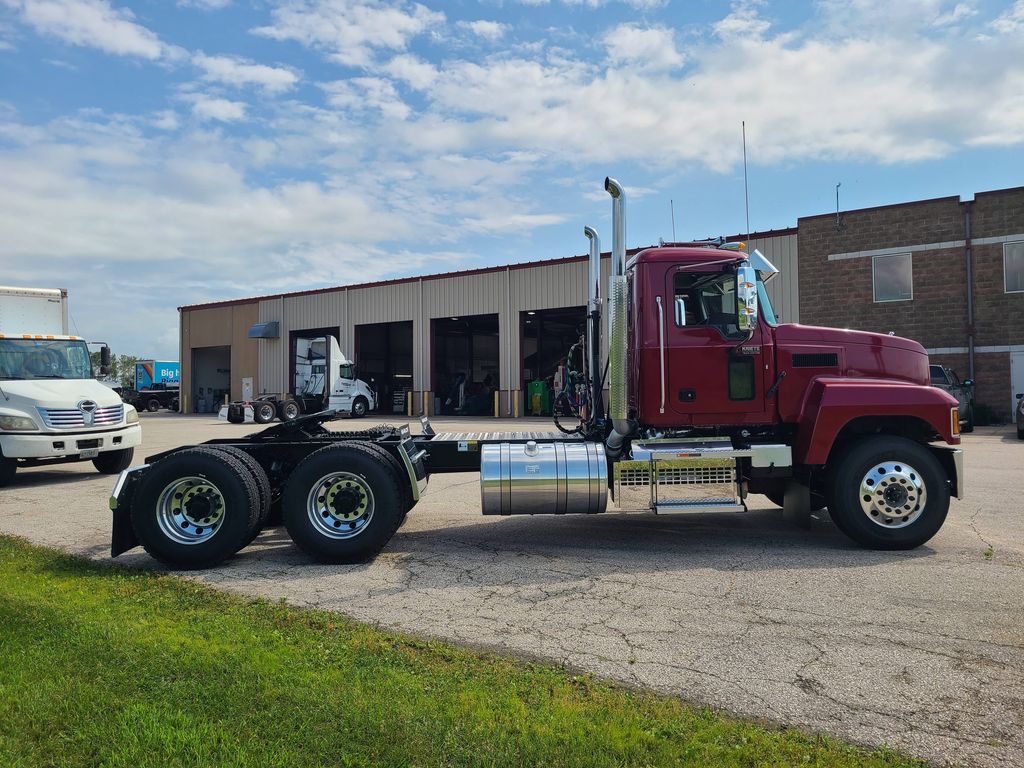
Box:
(1, 414, 1022, 767)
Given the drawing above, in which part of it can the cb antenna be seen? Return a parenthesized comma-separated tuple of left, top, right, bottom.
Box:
(670, 199, 676, 242)
(742, 121, 750, 238)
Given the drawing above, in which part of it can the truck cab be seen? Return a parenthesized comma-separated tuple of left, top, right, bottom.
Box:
(0, 333, 141, 486)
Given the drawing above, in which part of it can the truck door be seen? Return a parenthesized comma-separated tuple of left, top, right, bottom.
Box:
(664, 266, 773, 424)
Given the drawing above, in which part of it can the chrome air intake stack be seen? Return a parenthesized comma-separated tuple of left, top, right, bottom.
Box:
(604, 177, 634, 457)
(583, 225, 603, 422)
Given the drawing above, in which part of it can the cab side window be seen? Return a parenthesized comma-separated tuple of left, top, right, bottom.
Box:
(673, 271, 743, 339)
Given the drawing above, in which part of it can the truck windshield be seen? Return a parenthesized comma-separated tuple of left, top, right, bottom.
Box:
(757, 279, 778, 326)
(0, 338, 93, 380)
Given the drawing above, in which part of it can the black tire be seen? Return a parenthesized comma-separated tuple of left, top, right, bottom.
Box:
(277, 400, 301, 422)
(358, 442, 414, 516)
(282, 442, 403, 563)
(93, 448, 134, 474)
(0, 456, 16, 487)
(826, 436, 949, 550)
(1018, 425, 1024, 440)
(254, 401, 277, 424)
(146, 398, 160, 412)
(765, 489, 827, 512)
(961, 404, 974, 433)
(196, 446, 271, 543)
(350, 396, 368, 418)
(170, 398, 179, 412)
(130, 448, 260, 569)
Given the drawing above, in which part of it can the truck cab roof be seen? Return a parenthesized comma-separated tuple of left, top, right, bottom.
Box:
(627, 246, 746, 272)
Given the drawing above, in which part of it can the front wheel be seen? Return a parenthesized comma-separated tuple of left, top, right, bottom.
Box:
(826, 437, 950, 550)
(350, 396, 368, 418)
(0, 455, 16, 487)
(93, 448, 134, 474)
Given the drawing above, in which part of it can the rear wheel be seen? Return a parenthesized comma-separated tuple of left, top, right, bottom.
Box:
(146, 398, 160, 412)
(130, 448, 260, 569)
(282, 443, 403, 563)
(254, 401, 277, 424)
(961, 404, 975, 433)
(196, 446, 271, 543)
(826, 437, 949, 550)
(277, 400, 301, 422)
(0, 455, 16, 487)
(93, 448, 134, 474)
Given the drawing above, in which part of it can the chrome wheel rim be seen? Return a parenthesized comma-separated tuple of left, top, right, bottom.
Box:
(156, 476, 226, 544)
(353, 400, 366, 416)
(859, 461, 927, 529)
(307, 471, 374, 539)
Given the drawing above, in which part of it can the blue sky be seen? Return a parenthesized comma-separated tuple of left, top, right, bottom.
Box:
(1, 0, 1022, 359)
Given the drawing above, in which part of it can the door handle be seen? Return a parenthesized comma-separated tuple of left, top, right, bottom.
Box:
(656, 295, 666, 414)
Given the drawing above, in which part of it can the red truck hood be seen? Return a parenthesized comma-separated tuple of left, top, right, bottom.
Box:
(774, 324, 929, 385)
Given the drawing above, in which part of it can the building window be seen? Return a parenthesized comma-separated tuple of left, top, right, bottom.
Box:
(1005, 241, 1024, 294)
(872, 253, 913, 302)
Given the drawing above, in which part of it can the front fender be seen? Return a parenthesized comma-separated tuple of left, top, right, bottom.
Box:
(794, 377, 960, 465)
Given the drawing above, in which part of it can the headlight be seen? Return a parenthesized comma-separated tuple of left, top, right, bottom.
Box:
(125, 406, 139, 424)
(0, 415, 38, 431)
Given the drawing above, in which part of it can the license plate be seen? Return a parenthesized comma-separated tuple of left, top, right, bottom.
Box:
(80, 448, 99, 458)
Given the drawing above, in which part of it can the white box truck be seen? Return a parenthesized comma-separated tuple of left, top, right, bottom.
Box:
(0, 286, 142, 486)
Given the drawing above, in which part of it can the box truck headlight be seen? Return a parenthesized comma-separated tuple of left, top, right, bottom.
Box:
(125, 406, 139, 425)
(0, 415, 37, 431)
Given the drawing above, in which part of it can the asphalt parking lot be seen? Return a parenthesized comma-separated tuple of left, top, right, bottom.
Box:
(2, 412, 1022, 767)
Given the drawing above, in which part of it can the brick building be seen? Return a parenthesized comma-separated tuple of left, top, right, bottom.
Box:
(798, 186, 1024, 421)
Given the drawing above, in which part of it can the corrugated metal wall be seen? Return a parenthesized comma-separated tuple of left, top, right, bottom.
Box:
(187, 233, 799, 415)
(748, 233, 799, 323)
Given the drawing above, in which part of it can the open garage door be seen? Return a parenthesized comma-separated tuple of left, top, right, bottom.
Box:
(433, 314, 499, 416)
(521, 307, 585, 416)
(355, 321, 413, 414)
(192, 345, 230, 413)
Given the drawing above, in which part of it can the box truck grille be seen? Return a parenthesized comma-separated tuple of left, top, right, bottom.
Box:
(38, 404, 124, 428)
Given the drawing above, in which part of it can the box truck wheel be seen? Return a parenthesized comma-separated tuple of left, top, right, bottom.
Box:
(282, 443, 403, 563)
(93, 448, 134, 475)
(130, 448, 260, 569)
(0, 455, 16, 487)
(826, 436, 949, 550)
(351, 396, 368, 418)
(254, 401, 277, 423)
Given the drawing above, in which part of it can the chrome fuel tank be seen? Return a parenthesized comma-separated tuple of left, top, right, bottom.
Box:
(480, 440, 608, 515)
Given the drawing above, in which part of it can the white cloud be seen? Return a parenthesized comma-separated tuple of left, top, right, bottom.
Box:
(252, 0, 444, 67)
(193, 52, 299, 93)
(933, 2, 976, 26)
(2, 0, 179, 59)
(321, 77, 411, 119)
(603, 24, 684, 70)
(382, 53, 438, 90)
(457, 19, 508, 41)
(992, 0, 1024, 33)
(178, 0, 231, 8)
(188, 95, 247, 121)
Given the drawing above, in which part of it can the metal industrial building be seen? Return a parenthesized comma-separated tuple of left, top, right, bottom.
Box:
(178, 231, 798, 417)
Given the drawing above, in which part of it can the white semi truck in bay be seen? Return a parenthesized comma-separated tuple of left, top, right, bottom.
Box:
(0, 286, 142, 486)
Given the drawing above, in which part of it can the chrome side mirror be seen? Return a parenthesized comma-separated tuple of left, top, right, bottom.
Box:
(736, 262, 759, 332)
(674, 296, 687, 327)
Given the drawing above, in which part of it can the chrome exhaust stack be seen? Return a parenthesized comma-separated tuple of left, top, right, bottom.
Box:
(584, 225, 603, 421)
(604, 177, 634, 457)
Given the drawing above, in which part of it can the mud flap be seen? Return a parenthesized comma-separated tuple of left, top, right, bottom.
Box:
(783, 480, 812, 529)
(109, 465, 147, 556)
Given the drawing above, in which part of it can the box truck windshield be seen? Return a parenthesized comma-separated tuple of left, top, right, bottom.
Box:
(0, 338, 93, 380)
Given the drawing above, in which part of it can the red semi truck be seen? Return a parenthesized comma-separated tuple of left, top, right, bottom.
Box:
(109, 178, 963, 569)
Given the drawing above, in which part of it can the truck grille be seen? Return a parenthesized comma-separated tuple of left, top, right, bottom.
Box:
(38, 404, 124, 428)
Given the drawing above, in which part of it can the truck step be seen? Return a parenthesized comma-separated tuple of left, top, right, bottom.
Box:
(430, 431, 583, 443)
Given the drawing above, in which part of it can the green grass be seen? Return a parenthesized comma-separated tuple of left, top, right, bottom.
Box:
(0, 536, 924, 768)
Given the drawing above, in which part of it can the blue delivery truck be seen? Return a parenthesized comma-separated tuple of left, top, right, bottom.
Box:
(129, 360, 180, 412)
